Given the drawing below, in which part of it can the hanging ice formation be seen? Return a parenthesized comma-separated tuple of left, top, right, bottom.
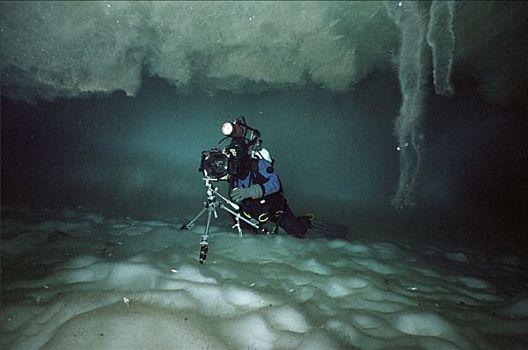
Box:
(384, 0, 456, 208)
(427, 1, 456, 96)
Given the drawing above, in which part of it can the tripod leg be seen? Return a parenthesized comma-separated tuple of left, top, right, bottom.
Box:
(181, 207, 207, 230)
(232, 216, 243, 237)
(218, 203, 269, 234)
(199, 207, 213, 263)
(204, 205, 213, 236)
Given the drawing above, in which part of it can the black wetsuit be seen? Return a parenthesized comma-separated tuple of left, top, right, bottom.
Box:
(231, 158, 311, 238)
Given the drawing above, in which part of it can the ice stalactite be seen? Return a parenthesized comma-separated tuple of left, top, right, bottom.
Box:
(427, 0, 456, 96)
(385, 1, 428, 208)
(385, 0, 456, 208)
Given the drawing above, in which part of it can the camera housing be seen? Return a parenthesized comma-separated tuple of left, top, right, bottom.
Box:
(199, 147, 239, 180)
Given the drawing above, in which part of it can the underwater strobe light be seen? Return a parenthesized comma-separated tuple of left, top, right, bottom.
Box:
(221, 121, 246, 138)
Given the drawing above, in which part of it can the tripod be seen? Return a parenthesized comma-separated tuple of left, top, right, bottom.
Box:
(181, 178, 268, 263)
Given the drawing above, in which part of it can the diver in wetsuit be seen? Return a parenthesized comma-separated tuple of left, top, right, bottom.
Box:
(227, 138, 312, 238)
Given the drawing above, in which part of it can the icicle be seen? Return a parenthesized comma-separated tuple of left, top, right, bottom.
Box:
(384, 1, 428, 208)
(385, 0, 457, 208)
(427, 0, 456, 95)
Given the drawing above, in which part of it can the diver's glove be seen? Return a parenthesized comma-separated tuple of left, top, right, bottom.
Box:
(231, 185, 263, 203)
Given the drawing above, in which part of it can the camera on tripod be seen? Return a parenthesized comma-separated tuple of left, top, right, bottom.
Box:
(198, 116, 262, 181)
(199, 148, 237, 181)
(183, 117, 274, 263)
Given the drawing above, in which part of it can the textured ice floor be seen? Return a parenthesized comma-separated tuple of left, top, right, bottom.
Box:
(1, 207, 527, 350)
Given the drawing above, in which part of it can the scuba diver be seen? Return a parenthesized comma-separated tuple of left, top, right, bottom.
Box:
(226, 136, 313, 238)
(183, 117, 347, 263)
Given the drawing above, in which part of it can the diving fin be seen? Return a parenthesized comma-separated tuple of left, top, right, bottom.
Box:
(307, 216, 349, 239)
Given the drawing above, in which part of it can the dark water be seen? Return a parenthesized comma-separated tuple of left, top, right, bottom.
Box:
(2, 69, 526, 258)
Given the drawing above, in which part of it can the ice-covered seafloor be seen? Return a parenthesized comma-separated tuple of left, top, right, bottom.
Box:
(1, 207, 527, 349)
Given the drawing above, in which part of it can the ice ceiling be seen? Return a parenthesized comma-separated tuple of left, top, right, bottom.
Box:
(1, 1, 525, 102)
(1, 1, 526, 207)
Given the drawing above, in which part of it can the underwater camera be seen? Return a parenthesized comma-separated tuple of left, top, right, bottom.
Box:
(199, 117, 261, 181)
(199, 146, 240, 180)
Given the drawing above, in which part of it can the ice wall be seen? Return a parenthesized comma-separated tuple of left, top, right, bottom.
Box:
(385, 0, 456, 208)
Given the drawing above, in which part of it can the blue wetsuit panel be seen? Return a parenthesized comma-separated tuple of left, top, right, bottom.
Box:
(234, 160, 280, 196)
